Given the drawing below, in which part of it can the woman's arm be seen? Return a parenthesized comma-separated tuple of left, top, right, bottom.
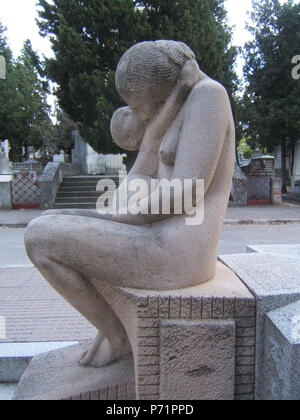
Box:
(171, 80, 231, 197)
(112, 80, 232, 226)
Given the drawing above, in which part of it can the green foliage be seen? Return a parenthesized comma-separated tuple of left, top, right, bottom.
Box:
(37, 0, 142, 154)
(0, 24, 51, 162)
(238, 138, 253, 160)
(136, 0, 238, 97)
(41, 107, 76, 158)
(37, 0, 238, 155)
(243, 0, 300, 152)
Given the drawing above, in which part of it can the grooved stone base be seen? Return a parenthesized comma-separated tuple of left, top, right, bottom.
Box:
(98, 262, 256, 400)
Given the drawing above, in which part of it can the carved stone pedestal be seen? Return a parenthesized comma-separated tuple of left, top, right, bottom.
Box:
(15, 262, 256, 401)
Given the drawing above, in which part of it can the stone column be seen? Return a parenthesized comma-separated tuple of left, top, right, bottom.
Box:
(231, 163, 248, 207)
(271, 178, 282, 205)
(292, 140, 300, 194)
(0, 176, 12, 209)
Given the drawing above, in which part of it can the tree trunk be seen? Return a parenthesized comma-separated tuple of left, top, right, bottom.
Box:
(281, 138, 287, 194)
(9, 143, 22, 163)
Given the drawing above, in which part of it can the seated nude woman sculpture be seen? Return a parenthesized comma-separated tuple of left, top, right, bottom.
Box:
(25, 41, 235, 368)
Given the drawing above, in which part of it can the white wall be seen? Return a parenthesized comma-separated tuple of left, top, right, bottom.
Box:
(72, 130, 126, 175)
(292, 140, 300, 194)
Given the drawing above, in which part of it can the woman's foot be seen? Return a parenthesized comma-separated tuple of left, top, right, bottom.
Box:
(79, 333, 132, 368)
(79, 332, 104, 367)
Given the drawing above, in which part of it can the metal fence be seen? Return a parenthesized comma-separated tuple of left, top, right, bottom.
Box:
(13, 162, 43, 175)
(247, 174, 272, 205)
(11, 171, 39, 209)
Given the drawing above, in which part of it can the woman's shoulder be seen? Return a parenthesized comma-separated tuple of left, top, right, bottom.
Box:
(184, 77, 231, 115)
(191, 77, 229, 101)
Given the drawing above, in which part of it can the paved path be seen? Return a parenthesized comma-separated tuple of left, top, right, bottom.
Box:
(0, 228, 30, 267)
(226, 203, 300, 224)
(0, 210, 42, 228)
(0, 266, 96, 343)
(219, 224, 300, 255)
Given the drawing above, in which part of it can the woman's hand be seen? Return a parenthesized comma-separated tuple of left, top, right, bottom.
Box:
(177, 59, 201, 92)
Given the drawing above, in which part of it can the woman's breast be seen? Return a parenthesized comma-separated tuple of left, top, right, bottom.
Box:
(158, 109, 184, 177)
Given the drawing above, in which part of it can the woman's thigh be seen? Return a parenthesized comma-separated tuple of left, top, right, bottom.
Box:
(25, 214, 167, 289)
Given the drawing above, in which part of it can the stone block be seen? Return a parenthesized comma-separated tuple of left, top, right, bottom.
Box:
(0, 342, 78, 383)
(247, 244, 300, 259)
(220, 253, 300, 400)
(99, 261, 255, 400)
(271, 178, 282, 205)
(0, 181, 12, 209)
(159, 320, 236, 400)
(262, 301, 300, 400)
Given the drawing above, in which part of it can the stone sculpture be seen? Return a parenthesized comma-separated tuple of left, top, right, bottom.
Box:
(25, 40, 235, 369)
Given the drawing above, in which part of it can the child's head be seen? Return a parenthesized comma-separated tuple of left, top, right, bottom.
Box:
(110, 106, 146, 151)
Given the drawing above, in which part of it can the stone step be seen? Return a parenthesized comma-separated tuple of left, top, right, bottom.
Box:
(61, 181, 105, 188)
(56, 192, 100, 198)
(55, 197, 99, 204)
(56, 191, 115, 198)
(63, 177, 119, 184)
(59, 186, 103, 192)
(63, 175, 119, 181)
(59, 186, 116, 192)
(54, 175, 118, 210)
(61, 183, 119, 190)
(0, 342, 78, 383)
(0, 384, 17, 401)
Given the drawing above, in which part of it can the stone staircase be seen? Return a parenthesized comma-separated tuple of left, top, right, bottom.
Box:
(54, 175, 119, 210)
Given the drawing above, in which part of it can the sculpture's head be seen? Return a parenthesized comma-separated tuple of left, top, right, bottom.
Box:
(110, 106, 147, 151)
(115, 40, 197, 121)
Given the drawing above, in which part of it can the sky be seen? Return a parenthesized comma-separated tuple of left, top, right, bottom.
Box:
(0, 0, 53, 58)
(0, 0, 299, 67)
(1, 0, 254, 59)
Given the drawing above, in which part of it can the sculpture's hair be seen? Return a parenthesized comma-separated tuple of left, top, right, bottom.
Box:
(116, 40, 196, 102)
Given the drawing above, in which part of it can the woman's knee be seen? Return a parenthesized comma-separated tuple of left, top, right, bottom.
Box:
(41, 210, 59, 217)
(24, 216, 55, 265)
